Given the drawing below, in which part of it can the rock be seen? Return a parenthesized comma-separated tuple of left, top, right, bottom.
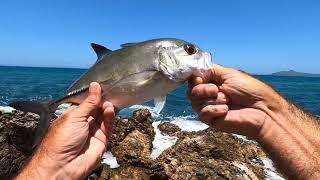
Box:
(158, 122, 181, 136)
(109, 117, 130, 149)
(150, 128, 265, 179)
(7, 112, 39, 151)
(86, 165, 103, 180)
(127, 109, 155, 141)
(0, 110, 39, 179)
(102, 112, 269, 180)
(109, 109, 155, 150)
(0, 108, 277, 179)
(113, 130, 153, 167)
(99, 165, 149, 180)
(241, 143, 267, 161)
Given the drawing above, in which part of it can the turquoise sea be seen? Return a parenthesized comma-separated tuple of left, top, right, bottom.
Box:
(0, 66, 319, 118)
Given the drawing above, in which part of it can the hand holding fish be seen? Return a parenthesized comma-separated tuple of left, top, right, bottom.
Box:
(188, 64, 283, 139)
(16, 82, 115, 180)
(188, 64, 320, 179)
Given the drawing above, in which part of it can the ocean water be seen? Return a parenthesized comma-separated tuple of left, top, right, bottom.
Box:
(0, 66, 319, 117)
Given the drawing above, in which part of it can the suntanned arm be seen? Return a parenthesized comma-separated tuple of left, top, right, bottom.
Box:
(258, 98, 320, 179)
(188, 64, 320, 179)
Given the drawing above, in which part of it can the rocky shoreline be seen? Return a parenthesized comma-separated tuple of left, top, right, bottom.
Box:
(0, 108, 284, 179)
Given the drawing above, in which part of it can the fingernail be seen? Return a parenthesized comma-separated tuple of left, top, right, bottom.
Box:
(221, 105, 228, 112)
(89, 83, 99, 101)
(90, 82, 98, 92)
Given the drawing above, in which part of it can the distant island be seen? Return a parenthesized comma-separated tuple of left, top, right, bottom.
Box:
(271, 70, 320, 77)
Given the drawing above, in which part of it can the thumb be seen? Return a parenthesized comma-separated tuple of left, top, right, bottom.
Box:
(76, 82, 102, 116)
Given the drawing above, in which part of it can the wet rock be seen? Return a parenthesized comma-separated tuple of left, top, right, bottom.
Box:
(109, 117, 129, 149)
(99, 165, 149, 180)
(101, 111, 269, 180)
(92, 109, 271, 179)
(87, 165, 103, 180)
(7, 112, 39, 151)
(150, 128, 265, 179)
(109, 109, 155, 150)
(241, 143, 267, 161)
(0, 108, 275, 179)
(0, 110, 39, 179)
(158, 122, 181, 136)
(127, 109, 155, 141)
(113, 130, 153, 167)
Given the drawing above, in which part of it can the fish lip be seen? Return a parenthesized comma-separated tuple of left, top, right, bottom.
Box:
(189, 51, 213, 79)
(204, 52, 213, 66)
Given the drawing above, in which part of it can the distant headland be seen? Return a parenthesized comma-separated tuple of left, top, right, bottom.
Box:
(271, 70, 320, 77)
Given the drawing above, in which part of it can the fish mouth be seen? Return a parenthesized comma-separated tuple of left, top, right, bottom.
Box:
(191, 51, 213, 78)
(203, 52, 213, 69)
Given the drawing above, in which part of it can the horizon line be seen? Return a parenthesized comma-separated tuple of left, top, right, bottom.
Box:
(0, 64, 88, 70)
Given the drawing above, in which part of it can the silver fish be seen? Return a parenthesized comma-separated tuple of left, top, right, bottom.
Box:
(10, 38, 212, 147)
(53, 38, 212, 112)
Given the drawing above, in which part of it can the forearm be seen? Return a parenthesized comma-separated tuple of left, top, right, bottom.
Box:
(258, 97, 320, 179)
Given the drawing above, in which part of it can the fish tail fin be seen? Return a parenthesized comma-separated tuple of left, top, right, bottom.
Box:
(9, 101, 53, 148)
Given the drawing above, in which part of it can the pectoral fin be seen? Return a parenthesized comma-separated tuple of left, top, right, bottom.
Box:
(153, 95, 166, 114)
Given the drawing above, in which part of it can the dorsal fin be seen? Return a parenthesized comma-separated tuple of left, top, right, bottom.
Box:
(91, 43, 112, 60)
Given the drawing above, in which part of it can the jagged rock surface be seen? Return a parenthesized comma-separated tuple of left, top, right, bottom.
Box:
(150, 128, 266, 179)
(157, 122, 181, 136)
(0, 110, 39, 179)
(101, 111, 267, 180)
(0, 108, 274, 179)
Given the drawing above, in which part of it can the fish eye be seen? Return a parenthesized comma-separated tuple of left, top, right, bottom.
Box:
(184, 44, 197, 55)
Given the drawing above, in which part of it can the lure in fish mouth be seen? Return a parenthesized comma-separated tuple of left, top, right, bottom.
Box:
(9, 38, 213, 147)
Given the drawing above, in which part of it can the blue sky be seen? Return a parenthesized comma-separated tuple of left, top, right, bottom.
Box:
(0, 0, 319, 74)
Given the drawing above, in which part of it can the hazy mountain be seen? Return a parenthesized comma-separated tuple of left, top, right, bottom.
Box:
(271, 70, 320, 77)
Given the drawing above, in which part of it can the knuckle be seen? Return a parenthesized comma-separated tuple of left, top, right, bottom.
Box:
(217, 92, 228, 104)
(200, 106, 212, 116)
(86, 96, 97, 104)
(204, 84, 218, 96)
(211, 106, 219, 113)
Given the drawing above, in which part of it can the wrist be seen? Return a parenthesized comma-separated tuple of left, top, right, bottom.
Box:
(16, 144, 71, 180)
(256, 93, 290, 142)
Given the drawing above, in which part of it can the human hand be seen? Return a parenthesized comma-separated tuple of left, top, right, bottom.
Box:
(188, 64, 286, 139)
(16, 82, 115, 179)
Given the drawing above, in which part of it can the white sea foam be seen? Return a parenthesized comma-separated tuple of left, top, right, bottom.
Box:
(0, 106, 15, 113)
(232, 134, 257, 144)
(55, 103, 72, 117)
(150, 115, 210, 159)
(102, 151, 120, 168)
(170, 116, 209, 131)
(261, 157, 285, 180)
(150, 121, 178, 159)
